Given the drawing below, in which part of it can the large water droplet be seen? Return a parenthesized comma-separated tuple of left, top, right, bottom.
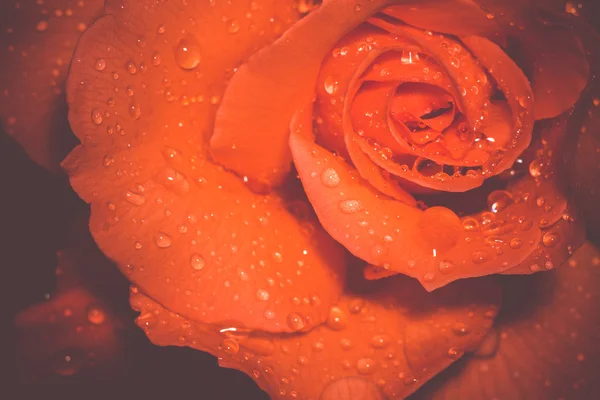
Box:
(321, 167, 340, 188)
(339, 199, 363, 214)
(286, 312, 305, 331)
(370, 334, 389, 349)
(542, 231, 559, 247)
(487, 190, 513, 213)
(154, 232, 172, 248)
(323, 75, 338, 95)
(190, 253, 205, 270)
(256, 289, 270, 301)
(327, 306, 347, 330)
(175, 38, 201, 70)
(94, 58, 106, 71)
(356, 358, 376, 375)
(86, 306, 106, 325)
(91, 109, 103, 125)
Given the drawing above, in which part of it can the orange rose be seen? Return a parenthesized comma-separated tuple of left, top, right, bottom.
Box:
(3, 0, 600, 398)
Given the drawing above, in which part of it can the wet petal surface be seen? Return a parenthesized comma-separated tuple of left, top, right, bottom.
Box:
(64, 0, 345, 332)
(0, 0, 103, 171)
(412, 242, 600, 400)
(131, 275, 500, 400)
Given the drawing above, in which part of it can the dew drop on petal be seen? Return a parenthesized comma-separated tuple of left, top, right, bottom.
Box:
(190, 253, 205, 270)
(175, 38, 201, 70)
(326, 306, 347, 330)
(487, 190, 513, 213)
(86, 306, 106, 325)
(91, 109, 103, 125)
(339, 199, 363, 214)
(452, 322, 470, 336)
(356, 358, 376, 375)
(221, 338, 240, 355)
(509, 238, 523, 249)
(286, 312, 305, 331)
(542, 231, 559, 247)
(154, 232, 172, 248)
(94, 58, 106, 71)
(256, 289, 270, 301)
(321, 167, 340, 188)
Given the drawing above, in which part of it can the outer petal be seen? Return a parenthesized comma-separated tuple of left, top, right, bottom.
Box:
(383, 0, 500, 37)
(0, 0, 104, 171)
(131, 276, 501, 400)
(412, 242, 600, 400)
(14, 221, 127, 382)
(517, 21, 590, 120)
(210, 0, 401, 187)
(64, 0, 345, 332)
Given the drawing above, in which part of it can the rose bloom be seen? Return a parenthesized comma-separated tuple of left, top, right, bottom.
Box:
(3, 0, 600, 398)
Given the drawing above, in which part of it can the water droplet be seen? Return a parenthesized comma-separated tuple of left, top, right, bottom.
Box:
(86, 306, 106, 325)
(256, 289, 270, 301)
(286, 312, 305, 331)
(91, 109, 103, 125)
(221, 338, 240, 355)
(438, 260, 455, 274)
(356, 358, 376, 374)
(529, 159, 543, 178)
(36, 20, 49, 32)
(321, 167, 340, 188)
(339, 199, 363, 214)
(542, 231, 559, 247)
(125, 61, 137, 74)
(154, 232, 172, 248)
(124, 190, 145, 205)
(151, 52, 162, 66)
(156, 24, 166, 34)
(447, 347, 464, 360)
(94, 58, 106, 71)
(327, 306, 347, 330)
(190, 253, 205, 270)
(509, 238, 523, 249)
(175, 38, 201, 70)
(471, 251, 489, 264)
(160, 168, 190, 195)
(462, 217, 479, 231)
(323, 75, 338, 95)
(227, 19, 240, 34)
(370, 335, 389, 349)
(129, 103, 141, 120)
(452, 322, 470, 336)
(487, 190, 513, 213)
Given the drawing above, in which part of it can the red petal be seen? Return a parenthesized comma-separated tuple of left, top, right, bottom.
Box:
(290, 109, 582, 290)
(413, 242, 600, 399)
(383, 1, 499, 37)
(131, 275, 501, 399)
(14, 224, 127, 382)
(525, 25, 589, 120)
(64, 0, 345, 332)
(210, 0, 398, 187)
(0, 0, 103, 171)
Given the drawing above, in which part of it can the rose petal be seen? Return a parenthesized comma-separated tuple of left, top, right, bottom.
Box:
(14, 225, 127, 382)
(64, 0, 346, 332)
(517, 22, 590, 120)
(291, 107, 582, 289)
(131, 275, 500, 399)
(210, 0, 400, 188)
(383, 0, 500, 37)
(413, 242, 600, 400)
(0, 0, 103, 171)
